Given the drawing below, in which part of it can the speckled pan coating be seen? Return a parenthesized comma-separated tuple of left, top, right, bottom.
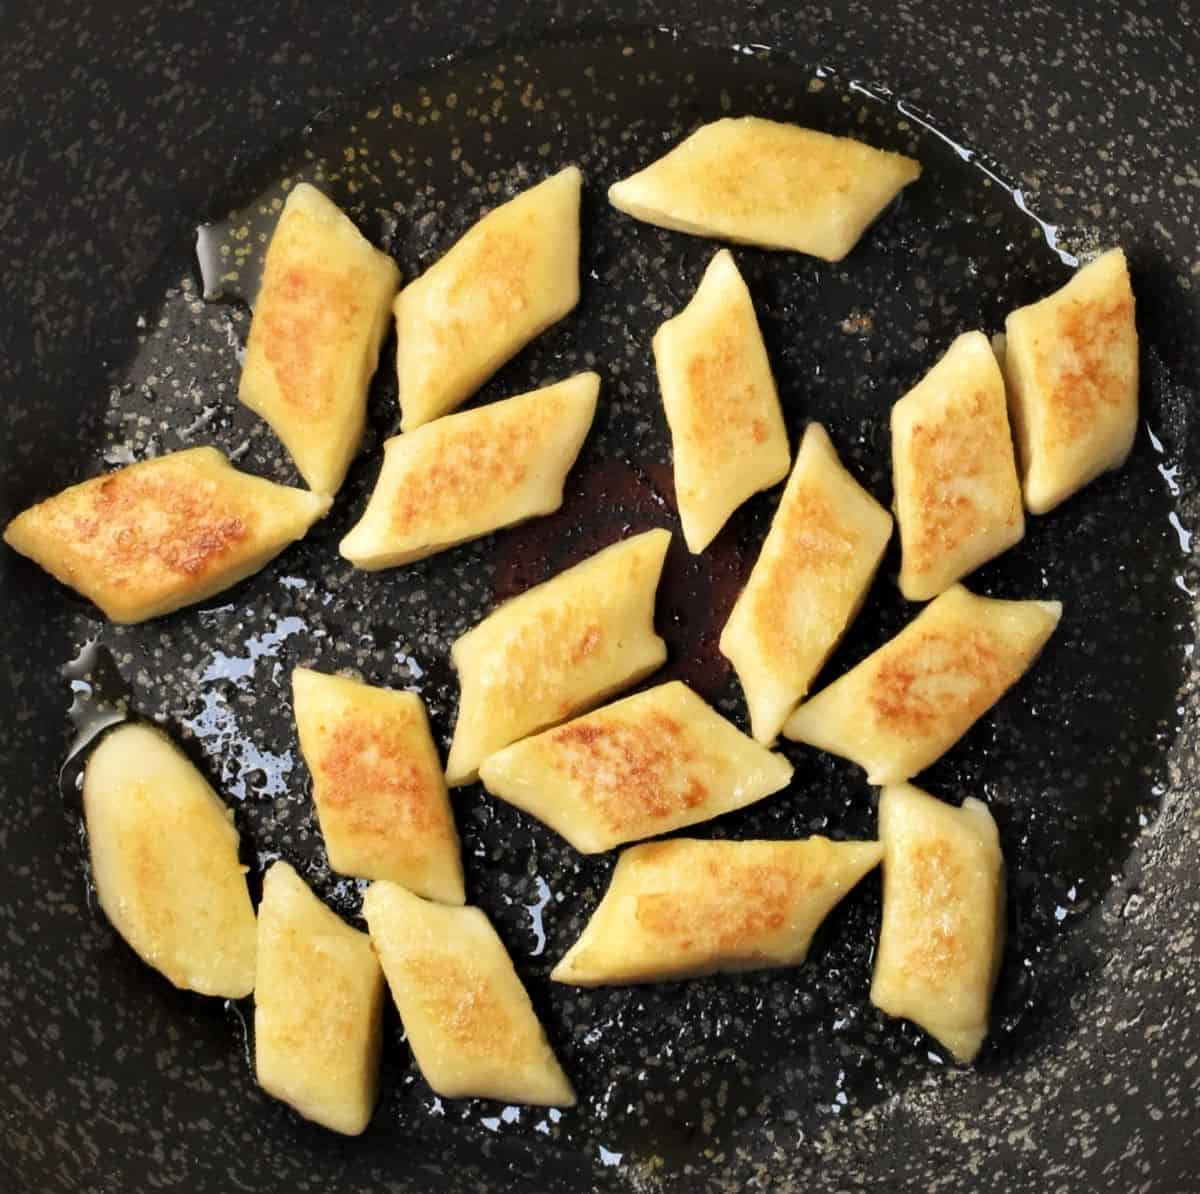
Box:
(1, 8, 1198, 1194)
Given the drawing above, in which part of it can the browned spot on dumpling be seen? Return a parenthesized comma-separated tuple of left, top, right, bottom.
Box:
(901, 838, 968, 981)
(435, 226, 532, 349)
(681, 332, 763, 458)
(402, 953, 516, 1059)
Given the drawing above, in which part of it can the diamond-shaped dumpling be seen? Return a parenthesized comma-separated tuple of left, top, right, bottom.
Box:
(363, 881, 575, 1106)
(870, 783, 1005, 1064)
(445, 529, 671, 787)
(3, 447, 329, 623)
(479, 681, 793, 853)
(653, 249, 790, 553)
(82, 723, 257, 998)
(892, 331, 1025, 601)
(609, 117, 921, 261)
(239, 183, 401, 496)
(254, 861, 385, 1135)
(394, 166, 582, 430)
(783, 584, 1061, 784)
(1003, 248, 1138, 514)
(340, 373, 598, 569)
(291, 668, 464, 905)
(552, 836, 881, 985)
(720, 422, 892, 743)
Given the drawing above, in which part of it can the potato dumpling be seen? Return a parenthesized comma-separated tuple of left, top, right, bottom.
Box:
(479, 681, 793, 853)
(870, 783, 1005, 1063)
(291, 669, 464, 905)
(363, 881, 575, 1106)
(82, 722, 256, 997)
(254, 861, 385, 1135)
(445, 528, 671, 787)
(3, 447, 329, 624)
(720, 422, 892, 743)
(239, 183, 401, 496)
(1003, 248, 1138, 514)
(654, 249, 790, 553)
(609, 117, 921, 261)
(784, 584, 1061, 784)
(395, 166, 582, 430)
(552, 836, 882, 985)
(340, 373, 598, 569)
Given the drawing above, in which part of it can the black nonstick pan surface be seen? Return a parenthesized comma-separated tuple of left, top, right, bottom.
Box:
(2, 5, 1198, 1193)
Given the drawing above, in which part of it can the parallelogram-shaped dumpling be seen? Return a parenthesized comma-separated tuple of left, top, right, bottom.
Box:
(783, 584, 1061, 784)
(1002, 248, 1138, 515)
(82, 722, 256, 998)
(478, 681, 794, 853)
(720, 422, 892, 744)
(291, 668, 464, 905)
(870, 783, 1005, 1064)
(654, 249, 790, 553)
(3, 447, 329, 624)
(239, 183, 401, 496)
(254, 861, 385, 1135)
(608, 117, 922, 261)
(363, 880, 575, 1106)
(552, 836, 882, 985)
(340, 372, 598, 569)
(394, 166, 582, 431)
(892, 331, 1025, 601)
(445, 528, 671, 787)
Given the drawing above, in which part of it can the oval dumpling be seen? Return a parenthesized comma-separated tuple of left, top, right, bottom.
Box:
(870, 783, 1005, 1063)
(478, 681, 793, 853)
(783, 584, 1061, 784)
(363, 881, 575, 1106)
(609, 116, 921, 261)
(82, 722, 257, 998)
(653, 249, 790, 553)
(552, 836, 882, 985)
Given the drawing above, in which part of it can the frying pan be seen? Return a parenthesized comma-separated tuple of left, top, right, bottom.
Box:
(2, 4, 1198, 1192)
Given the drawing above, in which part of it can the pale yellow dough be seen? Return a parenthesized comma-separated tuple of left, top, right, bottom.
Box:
(783, 584, 1061, 784)
(445, 528, 671, 786)
(892, 331, 1025, 601)
(291, 669, 464, 904)
(340, 373, 598, 569)
(3, 447, 329, 624)
(552, 836, 882, 985)
(720, 422, 892, 743)
(82, 723, 256, 998)
(1003, 248, 1138, 514)
(363, 881, 575, 1105)
(254, 862, 385, 1135)
(654, 249, 790, 553)
(394, 166, 582, 430)
(609, 116, 921, 261)
(870, 783, 1005, 1064)
(239, 183, 401, 496)
(478, 681, 793, 853)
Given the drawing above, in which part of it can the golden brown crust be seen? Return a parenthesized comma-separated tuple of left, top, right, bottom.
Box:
(400, 952, 517, 1061)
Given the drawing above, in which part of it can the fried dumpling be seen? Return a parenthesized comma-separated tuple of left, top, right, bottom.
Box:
(552, 836, 881, 985)
(291, 668, 464, 905)
(1003, 248, 1138, 514)
(394, 166, 582, 430)
(445, 528, 671, 787)
(892, 331, 1025, 601)
(783, 584, 1061, 784)
(479, 681, 793, 853)
(363, 881, 575, 1106)
(239, 183, 401, 496)
(608, 117, 922, 261)
(3, 447, 329, 624)
(870, 783, 1005, 1063)
(82, 722, 256, 998)
(720, 422, 892, 743)
(254, 861, 385, 1135)
(653, 249, 790, 553)
(340, 373, 598, 569)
